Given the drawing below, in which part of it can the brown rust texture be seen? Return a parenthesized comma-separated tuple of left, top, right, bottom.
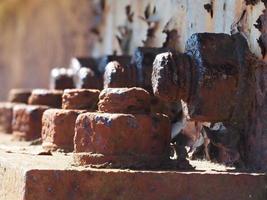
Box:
(42, 109, 85, 152)
(76, 67, 103, 90)
(103, 61, 131, 88)
(152, 52, 192, 102)
(74, 112, 171, 168)
(62, 89, 100, 110)
(244, 54, 267, 170)
(185, 33, 245, 122)
(12, 104, 49, 141)
(0, 133, 266, 200)
(152, 33, 264, 169)
(0, 102, 17, 133)
(28, 89, 63, 108)
(50, 68, 75, 90)
(152, 33, 244, 122)
(0, 0, 266, 101)
(23, 169, 267, 200)
(8, 89, 32, 104)
(98, 87, 151, 114)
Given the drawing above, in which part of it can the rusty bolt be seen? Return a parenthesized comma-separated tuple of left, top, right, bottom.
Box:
(152, 33, 250, 122)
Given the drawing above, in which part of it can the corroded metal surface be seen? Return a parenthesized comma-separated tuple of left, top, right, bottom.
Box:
(0, 0, 265, 100)
(152, 32, 267, 170)
(152, 33, 250, 122)
(0, 134, 266, 200)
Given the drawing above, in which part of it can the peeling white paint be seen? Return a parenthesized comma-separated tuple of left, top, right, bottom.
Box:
(92, 0, 265, 57)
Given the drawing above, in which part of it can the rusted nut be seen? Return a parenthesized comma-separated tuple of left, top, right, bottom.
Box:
(98, 55, 131, 74)
(42, 109, 86, 152)
(70, 57, 102, 89)
(74, 86, 172, 169)
(28, 89, 63, 108)
(50, 68, 75, 90)
(76, 67, 102, 89)
(74, 112, 171, 168)
(62, 89, 100, 110)
(0, 102, 18, 133)
(103, 61, 130, 88)
(98, 87, 151, 114)
(152, 33, 248, 122)
(152, 52, 191, 102)
(8, 88, 32, 103)
(100, 55, 135, 88)
(12, 104, 49, 141)
(69, 57, 98, 74)
(131, 47, 168, 92)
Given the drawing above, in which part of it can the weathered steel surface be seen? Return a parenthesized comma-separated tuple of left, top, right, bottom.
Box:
(152, 33, 250, 122)
(0, 134, 266, 200)
(151, 32, 267, 170)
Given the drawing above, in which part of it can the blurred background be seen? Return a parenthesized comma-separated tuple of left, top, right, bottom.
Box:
(0, 0, 264, 100)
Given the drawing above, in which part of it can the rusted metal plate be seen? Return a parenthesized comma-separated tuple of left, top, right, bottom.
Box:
(0, 134, 266, 200)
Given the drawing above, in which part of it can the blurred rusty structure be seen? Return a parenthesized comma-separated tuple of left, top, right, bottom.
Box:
(0, 0, 265, 100)
(0, 1, 266, 199)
